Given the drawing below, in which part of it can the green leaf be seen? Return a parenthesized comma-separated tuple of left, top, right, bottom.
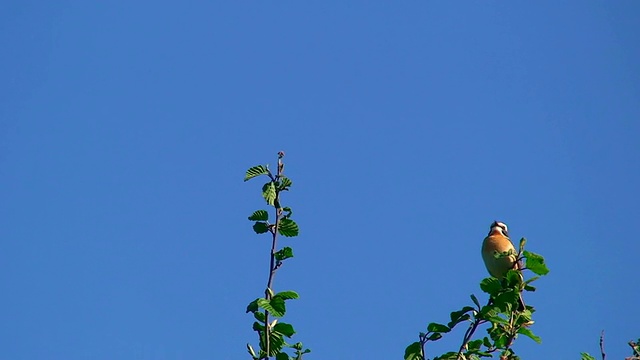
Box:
(275, 352, 290, 360)
(262, 182, 277, 205)
(580, 353, 596, 360)
(515, 310, 533, 326)
(525, 275, 540, 284)
(267, 332, 286, 354)
(275, 247, 294, 261)
(470, 294, 480, 308)
(247, 343, 257, 358)
(270, 296, 286, 316)
(482, 337, 492, 348)
(517, 327, 542, 344)
(447, 313, 470, 329)
(278, 218, 299, 237)
(404, 342, 422, 360)
(252, 321, 265, 331)
(519, 237, 526, 253)
(434, 351, 459, 360)
(468, 339, 483, 351)
(493, 334, 508, 349)
(494, 290, 520, 312)
(505, 269, 524, 288)
(244, 165, 268, 181)
(473, 351, 492, 358)
(427, 332, 443, 341)
(257, 298, 286, 317)
(480, 277, 502, 296)
(427, 323, 450, 333)
(246, 298, 260, 313)
(481, 305, 509, 324)
(278, 176, 293, 190)
(523, 284, 536, 292)
(448, 307, 473, 328)
(523, 250, 550, 275)
(254, 311, 266, 323)
(253, 222, 270, 234)
(274, 290, 299, 300)
(493, 248, 516, 259)
(487, 314, 509, 325)
(248, 210, 269, 221)
(479, 304, 499, 319)
(273, 322, 296, 337)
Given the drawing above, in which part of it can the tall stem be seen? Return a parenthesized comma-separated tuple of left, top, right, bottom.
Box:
(262, 153, 284, 359)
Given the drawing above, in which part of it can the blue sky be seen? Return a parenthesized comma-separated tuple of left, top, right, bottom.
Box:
(1, 1, 639, 359)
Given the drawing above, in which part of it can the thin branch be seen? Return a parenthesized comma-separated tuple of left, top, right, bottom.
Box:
(600, 330, 606, 360)
(266, 169, 276, 182)
(455, 298, 493, 360)
(262, 152, 285, 360)
(627, 340, 640, 360)
(457, 317, 483, 359)
(273, 261, 283, 272)
(419, 332, 428, 360)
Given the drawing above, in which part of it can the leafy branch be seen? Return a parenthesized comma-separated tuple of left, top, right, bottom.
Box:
(405, 238, 549, 360)
(244, 152, 310, 360)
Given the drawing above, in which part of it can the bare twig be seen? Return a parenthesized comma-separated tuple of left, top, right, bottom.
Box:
(599, 330, 606, 360)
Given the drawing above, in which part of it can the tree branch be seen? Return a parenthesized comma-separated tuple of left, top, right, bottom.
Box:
(262, 152, 285, 360)
(600, 330, 606, 360)
(457, 317, 483, 359)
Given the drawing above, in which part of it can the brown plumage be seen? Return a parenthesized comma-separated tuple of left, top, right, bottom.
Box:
(481, 221, 526, 311)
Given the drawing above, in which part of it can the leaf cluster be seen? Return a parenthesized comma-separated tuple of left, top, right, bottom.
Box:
(405, 240, 550, 360)
(246, 291, 309, 359)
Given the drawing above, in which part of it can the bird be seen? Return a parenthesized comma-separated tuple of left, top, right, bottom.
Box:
(481, 221, 526, 311)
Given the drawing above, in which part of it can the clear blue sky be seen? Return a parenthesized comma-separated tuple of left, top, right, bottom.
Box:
(1, 1, 639, 359)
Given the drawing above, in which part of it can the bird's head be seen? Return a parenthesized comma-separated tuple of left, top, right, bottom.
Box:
(489, 221, 509, 237)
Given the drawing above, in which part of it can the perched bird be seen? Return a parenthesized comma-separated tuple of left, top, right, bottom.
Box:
(481, 221, 526, 311)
